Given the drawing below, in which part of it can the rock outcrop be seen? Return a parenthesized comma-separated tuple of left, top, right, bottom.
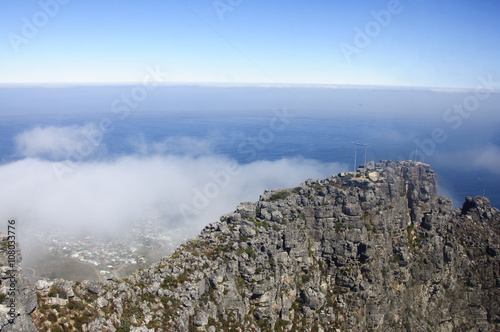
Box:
(10, 161, 500, 331)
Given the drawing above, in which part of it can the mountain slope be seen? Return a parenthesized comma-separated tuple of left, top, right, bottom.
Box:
(5, 161, 500, 331)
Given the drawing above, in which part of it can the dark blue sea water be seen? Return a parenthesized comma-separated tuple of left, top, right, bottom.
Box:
(1, 85, 499, 214)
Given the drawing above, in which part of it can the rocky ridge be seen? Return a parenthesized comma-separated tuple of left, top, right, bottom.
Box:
(2, 160, 499, 331)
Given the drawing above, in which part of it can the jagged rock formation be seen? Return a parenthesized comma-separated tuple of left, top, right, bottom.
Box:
(0, 233, 37, 331)
(19, 161, 500, 331)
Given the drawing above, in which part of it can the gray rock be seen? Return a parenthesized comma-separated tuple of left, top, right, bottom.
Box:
(96, 297, 108, 308)
(240, 225, 256, 238)
(23, 161, 500, 332)
(84, 280, 104, 295)
(193, 311, 209, 326)
(35, 279, 53, 291)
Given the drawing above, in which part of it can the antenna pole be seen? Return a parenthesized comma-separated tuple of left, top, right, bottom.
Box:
(354, 143, 357, 173)
(478, 178, 486, 197)
(354, 143, 368, 178)
(415, 135, 421, 162)
(364, 144, 367, 178)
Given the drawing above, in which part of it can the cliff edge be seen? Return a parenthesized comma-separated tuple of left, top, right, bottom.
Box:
(3, 161, 499, 331)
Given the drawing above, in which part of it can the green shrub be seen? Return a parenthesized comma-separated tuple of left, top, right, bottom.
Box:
(275, 318, 290, 331)
(161, 275, 176, 289)
(269, 191, 291, 202)
(117, 317, 130, 332)
(47, 287, 67, 299)
(48, 312, 58, 323)
(245, 246, 255, 258)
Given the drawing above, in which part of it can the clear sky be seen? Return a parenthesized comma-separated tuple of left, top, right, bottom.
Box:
(1, 0, 499, 88)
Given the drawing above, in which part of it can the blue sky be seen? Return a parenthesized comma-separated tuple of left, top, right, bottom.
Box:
(1, 0, 499, 88)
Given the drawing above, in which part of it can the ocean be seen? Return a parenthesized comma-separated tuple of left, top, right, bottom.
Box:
(0, 85, 499, 235)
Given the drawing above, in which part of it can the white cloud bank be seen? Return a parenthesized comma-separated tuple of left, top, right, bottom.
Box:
(1, 153, 346, 240)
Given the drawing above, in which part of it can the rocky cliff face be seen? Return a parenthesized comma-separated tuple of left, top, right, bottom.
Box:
(9, 161, 500, 331)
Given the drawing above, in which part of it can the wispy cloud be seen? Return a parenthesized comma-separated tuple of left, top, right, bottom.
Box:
(369, 128, 415, 143)
(434, 144, 500, 175)
(128, 135, 213, 156)
(14, 124, 104, 160)
(474, 145, 500, 175)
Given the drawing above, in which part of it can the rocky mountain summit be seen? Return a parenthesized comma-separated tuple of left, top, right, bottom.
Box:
(1, 160, 499, 331)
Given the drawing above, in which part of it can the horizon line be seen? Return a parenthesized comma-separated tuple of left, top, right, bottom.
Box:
(0, 82, 498, 93)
